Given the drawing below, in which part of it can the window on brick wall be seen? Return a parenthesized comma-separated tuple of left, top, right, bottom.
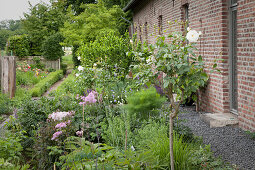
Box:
(158, 15, 163, 35)
(182, 4, 189, 33)
(144, 22, 148, 43)
(229, 0, 238, 113)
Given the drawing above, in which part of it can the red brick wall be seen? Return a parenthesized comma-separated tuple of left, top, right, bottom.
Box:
(131, 0, 255, 131)
(237, 0, 255, 131)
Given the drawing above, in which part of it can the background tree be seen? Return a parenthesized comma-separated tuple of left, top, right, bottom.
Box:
(22, 2, 66, 55)
(61, 0, 128, 66)
(0, 20, 25, 50)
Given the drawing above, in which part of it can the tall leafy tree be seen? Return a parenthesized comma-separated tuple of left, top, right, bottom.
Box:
(22, 2, 66, 55)
(63, 0, 96, 15)
(102, 0, 130, 8)
(61, 0, 127, 47)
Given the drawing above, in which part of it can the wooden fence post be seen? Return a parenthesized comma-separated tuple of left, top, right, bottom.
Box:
(0, 56, 16, 98)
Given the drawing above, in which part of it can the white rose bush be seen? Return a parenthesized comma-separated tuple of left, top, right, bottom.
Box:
(130, 27, 208, 170)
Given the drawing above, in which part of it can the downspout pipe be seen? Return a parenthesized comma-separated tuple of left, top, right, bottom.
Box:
(121, 16, 133, 38)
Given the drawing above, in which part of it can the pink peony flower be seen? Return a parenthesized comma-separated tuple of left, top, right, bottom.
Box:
(51, 131, 63, 141)
(76, 130, 83, 137)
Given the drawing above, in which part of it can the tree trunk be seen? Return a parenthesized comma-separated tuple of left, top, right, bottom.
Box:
(169, 115, 174, 170)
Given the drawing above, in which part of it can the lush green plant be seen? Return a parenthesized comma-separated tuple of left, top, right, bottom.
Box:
(0, 29, 14, 50)
(0, 131, 25, 163)
(30, 70, 63, 97)
(125, 87, 166, 120)
(58, 136, 158, 169)
(42, 32, 64, 60)
(0, 93, 12, 115)
(101, 106, 133, 149)
(61, 0, 127, 47)
(33, 111, 75, 169)
(189, 144, 235, 169)
(245, 130, 255, 140)
(131, 25, 209, 169)
(51, 72, 76, 95)
(0, 158, 30, 170)
(7, 34, 29, 58)
(31, 57, 45, 70)
(22, 2, 66, 55)
(78, 31, 132, 75)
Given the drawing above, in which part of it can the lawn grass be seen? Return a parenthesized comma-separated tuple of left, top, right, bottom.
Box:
(62, 55, 74, 69)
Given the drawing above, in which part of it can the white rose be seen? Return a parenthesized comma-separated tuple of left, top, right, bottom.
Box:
(186, 30, 199, 43)
(75, 73, 80, 77)
(93, 63, 97, 67)
(77, 56, 81, 60)
(78, 66, 84, 71)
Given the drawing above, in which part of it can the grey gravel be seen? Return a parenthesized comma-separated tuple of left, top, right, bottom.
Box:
(178, 106, 255, 170)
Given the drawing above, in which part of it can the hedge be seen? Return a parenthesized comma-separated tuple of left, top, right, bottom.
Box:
(30, 70, 64, 97)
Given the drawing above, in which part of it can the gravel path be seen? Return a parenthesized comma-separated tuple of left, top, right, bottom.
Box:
(178, 106, 255, 170)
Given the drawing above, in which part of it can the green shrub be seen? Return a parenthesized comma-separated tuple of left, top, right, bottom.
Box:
(60, 63, 67, 75)
(0, 159, 30, 170)
(72, 45, 80, 67)
(0, 93, 12, 115)
(16, 70, 40, 86)
(30, 70, 63, 97)
(41, 33, 64, 61)
(78, 31, 132, 75)
(125, 87, 166, 120)
(7, 34, 30, 58)
(51, 72, 75, 95)
(0, 131, 24, 162)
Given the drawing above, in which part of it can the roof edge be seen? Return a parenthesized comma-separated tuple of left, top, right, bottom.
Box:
(123, 0, 139, 12)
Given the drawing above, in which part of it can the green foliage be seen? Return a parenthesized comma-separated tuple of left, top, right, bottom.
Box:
(125, 87, 166, 119)
(42, 32, 64, 60)
(189, 144, 235, 169)
(62, 54, 74, 69)
(102, 0, 130, 8)
(72, 45, 81, 67)
(0, 158, 30, 170)
(30, 70, 63, 97)
(32, 56, 45, 70)
(22, 2, 66, 55)
(61, 1, 127, 47)
(245, 130, 255, 140)
(59, 137, 158, 169)
(51, 72, 76, 95)
(0, 29, 14, 50)
(33, 112, 75, 169)
(0, 93, 12, 115)
(0, 131, 24, 162)
(101, 106, 132, 149)
(0, 19, 25, 50)
(7, 34, 29, 58)
(16, 70, 44, 86)
(78, 31, 132, 75)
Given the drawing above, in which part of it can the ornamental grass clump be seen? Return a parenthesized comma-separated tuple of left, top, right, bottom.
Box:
(125, 87, 166, 120)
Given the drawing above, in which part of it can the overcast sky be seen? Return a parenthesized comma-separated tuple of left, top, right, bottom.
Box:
(0, 0, 50, 21)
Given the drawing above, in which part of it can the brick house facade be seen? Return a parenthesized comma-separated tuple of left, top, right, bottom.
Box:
(124, 0, 255, 131)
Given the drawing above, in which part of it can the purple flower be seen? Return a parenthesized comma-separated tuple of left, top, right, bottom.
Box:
(51, 131, 62, 141)
(55, 122, 67, 129)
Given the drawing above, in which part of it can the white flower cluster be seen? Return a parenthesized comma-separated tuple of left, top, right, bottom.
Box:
(48, 111, 74, 121)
